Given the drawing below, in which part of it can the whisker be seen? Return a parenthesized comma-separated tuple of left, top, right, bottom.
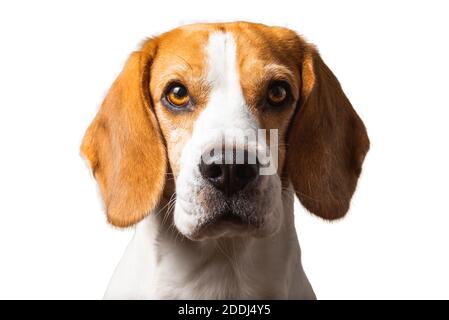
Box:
(154, 193, 175, 218)
(162, 194, 177, 225)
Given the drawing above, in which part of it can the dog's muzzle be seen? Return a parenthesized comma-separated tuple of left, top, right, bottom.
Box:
(174, 138, 282, 241)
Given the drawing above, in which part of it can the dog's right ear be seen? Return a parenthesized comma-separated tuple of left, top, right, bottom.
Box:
(81, 40, 166, 228)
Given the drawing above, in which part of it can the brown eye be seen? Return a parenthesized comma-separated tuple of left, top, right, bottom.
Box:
(267, 82, 289, 106)
(165, 83, 190, 108)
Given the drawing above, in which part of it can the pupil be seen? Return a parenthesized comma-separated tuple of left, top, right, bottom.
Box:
(173, 86, 186, 98)
(272, 86, 283, 98)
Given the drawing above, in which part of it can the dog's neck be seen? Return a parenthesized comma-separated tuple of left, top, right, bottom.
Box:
(104, 186, 315, 299)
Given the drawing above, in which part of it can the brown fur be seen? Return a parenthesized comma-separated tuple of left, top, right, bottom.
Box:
(286, 48, 370, 220)
(80, 43, 166, 227)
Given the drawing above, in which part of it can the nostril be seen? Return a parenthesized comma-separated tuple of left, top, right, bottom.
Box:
(203, 163, 222, 179)
(234, 164, 258, 181)
(199, 153, 224, 180)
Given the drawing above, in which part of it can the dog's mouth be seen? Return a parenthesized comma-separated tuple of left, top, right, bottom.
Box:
(188, 209, 263, 240)
(204, 209, 260, 228)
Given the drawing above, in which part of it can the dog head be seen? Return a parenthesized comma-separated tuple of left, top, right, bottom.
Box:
(81, 22, 369, 240)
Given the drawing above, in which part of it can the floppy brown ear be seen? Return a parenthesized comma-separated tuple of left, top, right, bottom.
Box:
(80, 41, 166, 227)
(287, 46, 370, 220)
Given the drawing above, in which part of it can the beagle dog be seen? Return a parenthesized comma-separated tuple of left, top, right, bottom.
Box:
(81, 22, 369, 299)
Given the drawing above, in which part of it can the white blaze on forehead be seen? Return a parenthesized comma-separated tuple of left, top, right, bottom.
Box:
(193, 32, 259, 136)
(205, 32, 242, 96)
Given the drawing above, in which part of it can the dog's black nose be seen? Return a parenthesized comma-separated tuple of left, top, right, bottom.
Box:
(199, 149, 259, 196)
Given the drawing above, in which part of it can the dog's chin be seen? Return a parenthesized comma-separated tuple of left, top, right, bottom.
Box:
(173, 202, 282, 241)
(184, 219, 280, 241)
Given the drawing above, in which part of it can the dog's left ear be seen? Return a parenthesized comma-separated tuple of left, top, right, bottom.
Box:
(81, 40, 166, 227)
(286, 45, 370, 220)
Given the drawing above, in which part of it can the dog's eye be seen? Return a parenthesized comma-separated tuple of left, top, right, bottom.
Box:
(165, 83, 190, 108)
(267, 81, 289, 106)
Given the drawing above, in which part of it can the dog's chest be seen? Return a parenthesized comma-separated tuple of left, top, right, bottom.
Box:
(153, 251, 286, 299)
(104, 212, 309, 300)
(149, 230, 294, 299)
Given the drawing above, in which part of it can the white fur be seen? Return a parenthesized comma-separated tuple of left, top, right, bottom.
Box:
(174, 32, 281, 239)
(104, 32, 316, 299)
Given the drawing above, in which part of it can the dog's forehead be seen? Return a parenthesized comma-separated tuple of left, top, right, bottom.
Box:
(151, 22, 302, 80)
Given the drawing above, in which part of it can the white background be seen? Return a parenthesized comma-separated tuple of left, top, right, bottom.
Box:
(0, 0, 448, 299)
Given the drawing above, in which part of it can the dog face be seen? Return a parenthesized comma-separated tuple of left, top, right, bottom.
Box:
(81, 22, 369, 240)
(150, 25, 302, 240)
